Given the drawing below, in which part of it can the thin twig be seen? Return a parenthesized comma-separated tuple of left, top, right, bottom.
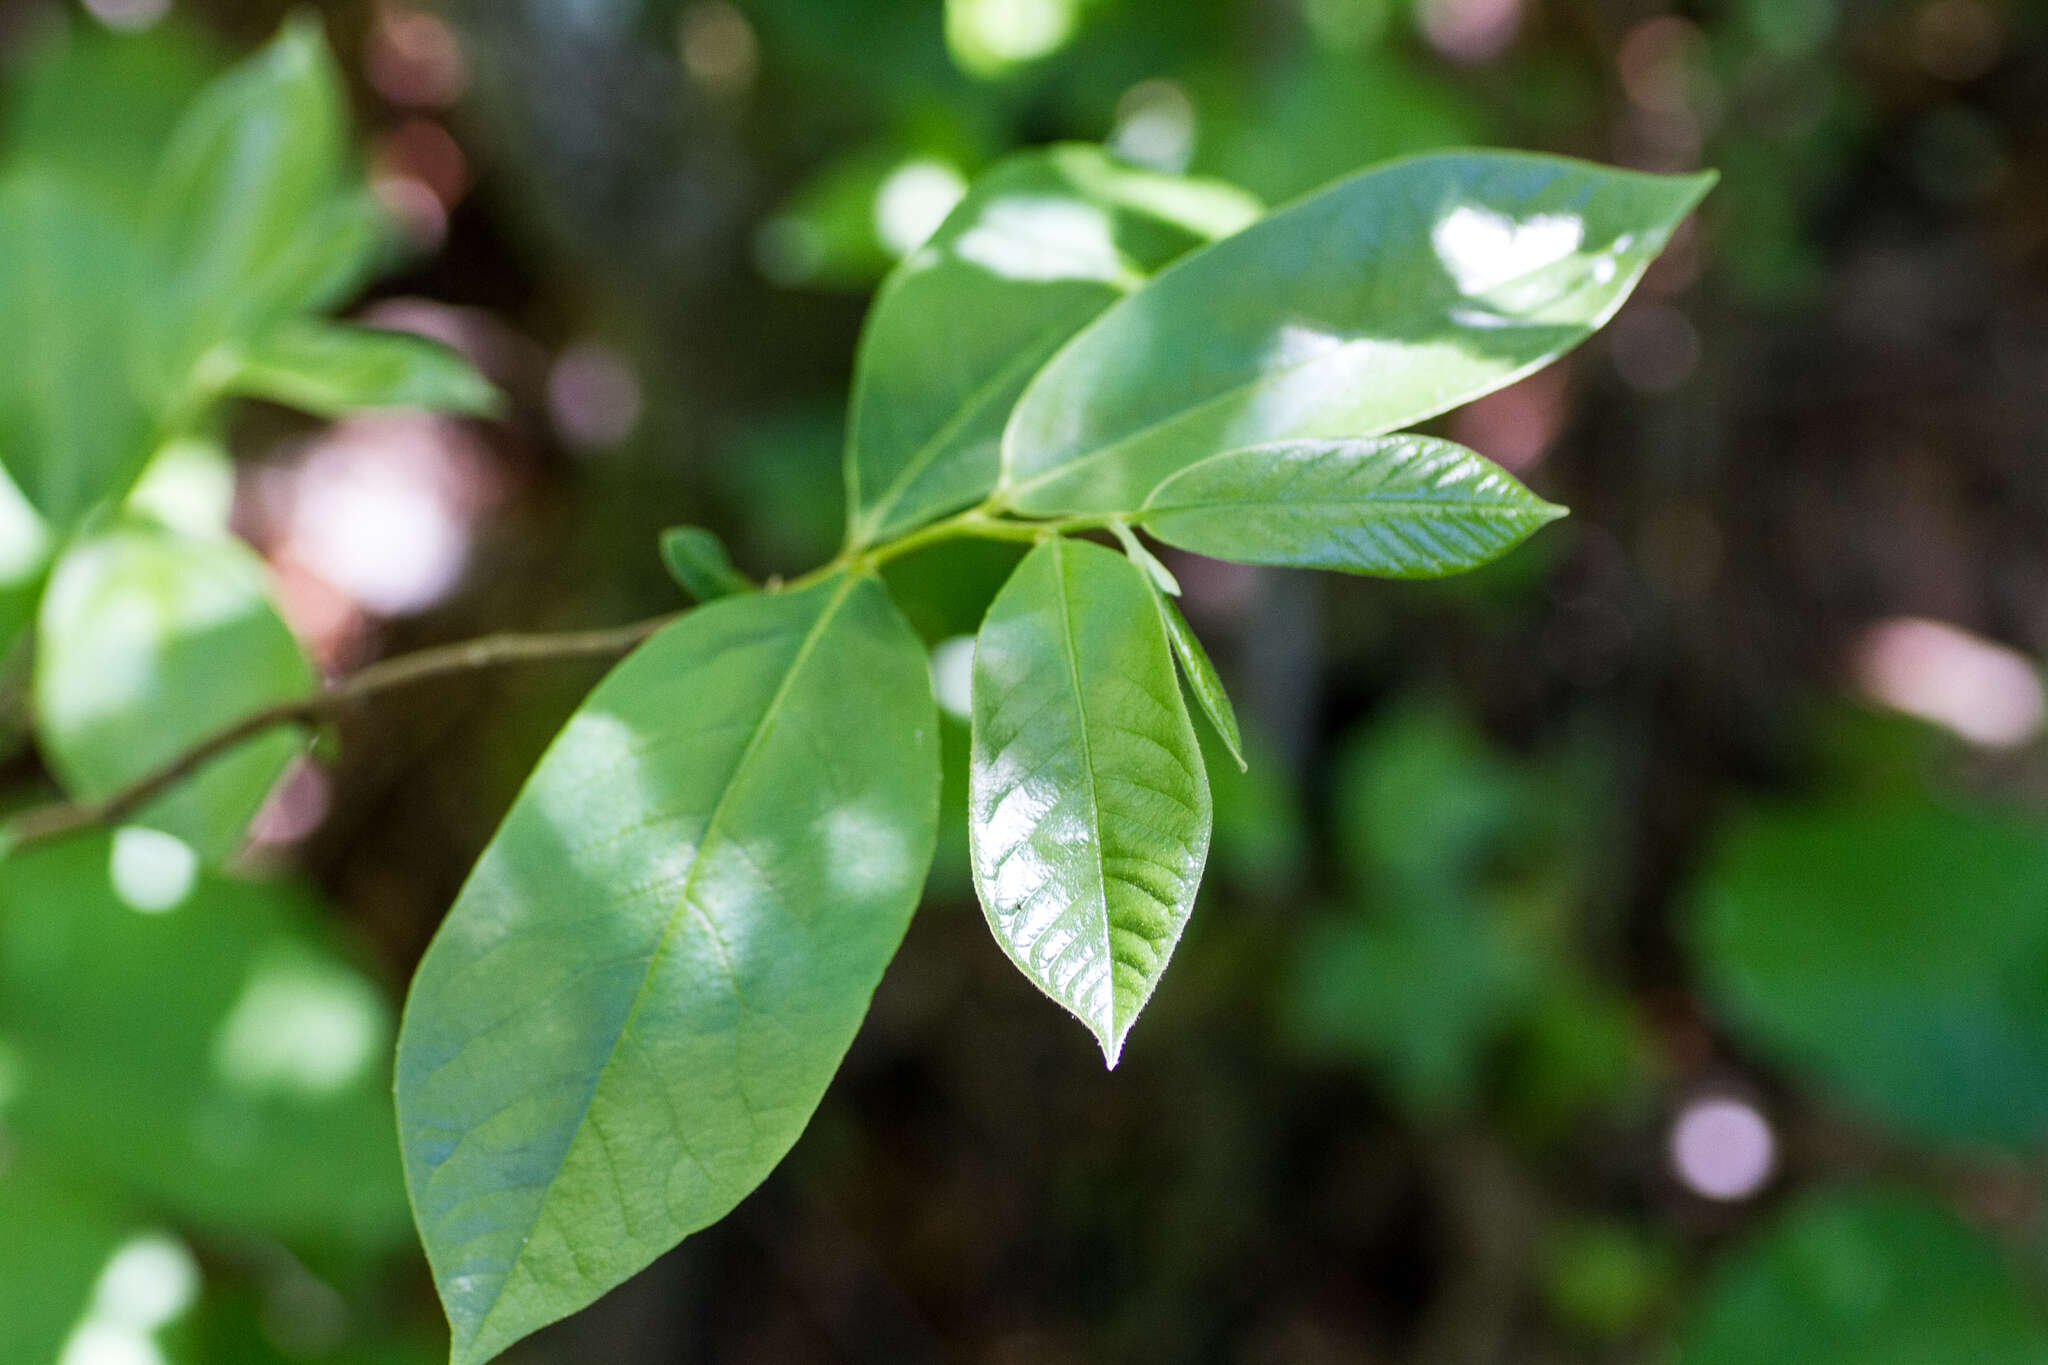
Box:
(4, 501, 1101, 852)
(4, 614, 677, 850)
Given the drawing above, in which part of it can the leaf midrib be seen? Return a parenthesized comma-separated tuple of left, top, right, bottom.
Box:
(455, 573, 859, 1361)
(1141, 494, 1551, 518)
(1044, 538, 1119, 1052)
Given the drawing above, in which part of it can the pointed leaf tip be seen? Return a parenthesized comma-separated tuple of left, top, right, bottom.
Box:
(968, 537, 1212, 1065)
(658, 525, 756, 603)
(1138, 436, 1567, 580)
(1000, 151, 1719, 516)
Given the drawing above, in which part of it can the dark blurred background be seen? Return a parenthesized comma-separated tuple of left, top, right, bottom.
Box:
(5, 0, 2048, 1361)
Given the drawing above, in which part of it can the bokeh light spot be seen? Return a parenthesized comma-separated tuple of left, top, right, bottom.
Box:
(875, 158, 969, 258)
(1853, 617, 2044, 749)
(1111, 80, 1197, 173)
(370, 173, 447, 251)
(59, 1322, 163, 1365)
(212, 948, 386, 1099)
(1609, 304, 1700, 393)
(93, 1237, 200, 1332)
(59, 1233, 200, 1365)
(678, 2, 759, 98)
(124, 439, 234, 540)
(0, 462, 50, 586)
(373, 119, 469, 210)
(109, 828, 198, 915)
(257, 415, 495, 622)
(947, 0, 1081, 76)
(1448, 363, 1569, 474)
(930, 635, 977, 721)
(548, 342, 644, 452)
(366, 6, 469, 109)
(1618, 18, 1711, 118)
(82, 0, 170, 32)
(1416, 0, 1521, 64)
(1914, 0, 2003, 82)
(1670, 1097, 1776, 1201)
(246, 757, 333, 851)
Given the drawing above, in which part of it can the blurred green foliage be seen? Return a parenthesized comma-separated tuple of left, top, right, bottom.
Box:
(1697, 797, 2048, 1152)
(1681, 1189, 2048, 1364)
(3, 0, 2048, 1360)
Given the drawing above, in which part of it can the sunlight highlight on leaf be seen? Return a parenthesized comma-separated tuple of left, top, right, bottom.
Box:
(875, 158, 969, 257)
(951, 197, 1136, 285)
(1430, 205, 1585, 295)
(1000, 152, 1714, 515)
(969, 538, 1212, 1065)
(396, 576, 941, 1365)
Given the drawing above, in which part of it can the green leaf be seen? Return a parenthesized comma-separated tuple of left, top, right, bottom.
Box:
(0, 172, 155, 527)
(1138, 436, 1566, 577)
(1680, 1188, 2048, 1365)
(845, 144, 1258, 548)
(139, 17, 384, 400)
(123, 436, 237, 540)
(1540, 1219, 1675, 1342)
(0, 1167, 128, 1365)
(395, 574, 939, 1365)
(1, 19, 215, 220)
(658, 525, 756, 603)
(1695, 799, 2048, 1151)
(969, 536, 1212, 1065)
(1108, 518, 1181, 596)
(34, 522, 315, 863)
(1288, 895, 1531, 1116)
(0, 462, 52, 668)
(0, 834, 412, 1255)
(1151, 585, 1244, 772)
(223, 321, 500, 418)
(1334, 696, 1533, 895)
(999, 151, 1714, 515)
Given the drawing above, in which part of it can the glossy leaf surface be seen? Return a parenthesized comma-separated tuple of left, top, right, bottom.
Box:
(0, 834, 412, 1254)
(1001, 151, 1713, 514)
(969, 537, 1211, 1065)
(1681, 1188, 2048, 1364)
(396, 574, 940, 1365)
(224, 321, 499, 418)
(33, 523, 314, 862)
(1139, 436, 1565, 577)
(658, 525, 756, 603)
(1695, 799, 2048, 1150)
(845, 144, 1258, 547)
